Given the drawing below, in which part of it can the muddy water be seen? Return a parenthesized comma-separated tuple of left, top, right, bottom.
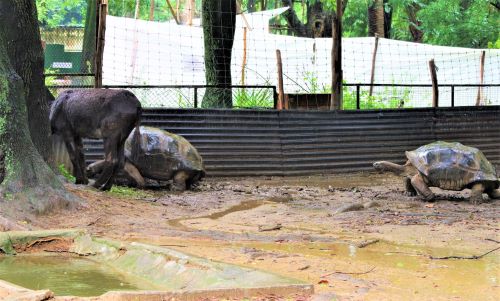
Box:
(167, 198, 281, 230)
(0, 255, 154, 297)
(162, 195, 499, 300)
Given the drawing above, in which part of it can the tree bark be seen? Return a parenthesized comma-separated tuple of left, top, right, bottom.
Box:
(405, 1, 423, 43)
(280, 0, 347, 38)
(383, 0, 392, 38)
(81, 0, 97, 74)
(368, 0, 385, 37)
(202, 0, 236, 108)
(0, 27, 76, 216)
(1, 0, 54, 166)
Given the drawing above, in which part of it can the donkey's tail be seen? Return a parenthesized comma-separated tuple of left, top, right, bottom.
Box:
(131, 105, 142, 162)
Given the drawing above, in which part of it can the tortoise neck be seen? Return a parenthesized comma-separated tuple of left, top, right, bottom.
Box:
(380, 161, 407, 174)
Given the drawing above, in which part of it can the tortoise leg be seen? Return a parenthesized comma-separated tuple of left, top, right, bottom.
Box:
(123, 161, 145, 189)
(411, 174, 435, 201)
(486, 189, 500, 200)
(470, 183, 485, 205)
(404, 176, 417, 196)
(87, 160, 106, 178)
(172, 171, 189, 192)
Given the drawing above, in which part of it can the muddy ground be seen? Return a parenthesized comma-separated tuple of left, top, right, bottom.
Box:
(22, 173, 500, 300)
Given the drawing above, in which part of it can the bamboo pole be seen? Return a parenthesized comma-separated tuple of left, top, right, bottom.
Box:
(475, 50, 485, 106)
(187, 0, 194, 26)
(429, 59, 438, 107)
(241, 27, 247, 85)
(368, 34, 379, 96)
(134, 0, 140, 19)
(149, 0, 155, 21)
(165, 0, 179, 24)
(94, 1, 107, 88)
(276, 49, 284, 110)
(330, 0, 343, 110)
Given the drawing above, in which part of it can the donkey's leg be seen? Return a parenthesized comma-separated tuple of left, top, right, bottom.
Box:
(101, 133, 129, 191)
(75, 137, 88, 184)
(63, 135, 86, 184)
(93, 135, 119, 190)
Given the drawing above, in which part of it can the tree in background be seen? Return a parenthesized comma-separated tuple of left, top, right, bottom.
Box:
(279, 0, 348, 38)
(81, 0, 96, 73)
(201, 0, 237, 108)
(0, 0, 75, 218)
(3, 0, 53, 164)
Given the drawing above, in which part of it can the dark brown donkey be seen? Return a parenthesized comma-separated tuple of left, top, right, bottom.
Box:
(50, 89, 141, 190)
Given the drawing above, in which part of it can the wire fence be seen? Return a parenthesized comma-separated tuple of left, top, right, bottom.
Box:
(41, 1, 499, 109)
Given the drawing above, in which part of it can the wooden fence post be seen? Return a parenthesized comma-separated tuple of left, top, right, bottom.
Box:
(330, 0, 343, 110)
(475, 50, 485, 106)
(94, 0, 107, 88)
(368, 34, 379, 96)
(149, 0, 155, 21)
(276, 49, 284, 110)
(429, 59, 438, 107)
(241, 27, 247, 85)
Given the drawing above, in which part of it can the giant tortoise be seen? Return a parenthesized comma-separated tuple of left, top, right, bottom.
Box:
(88, 126, 205, 191)
(373, 141, 500, 204)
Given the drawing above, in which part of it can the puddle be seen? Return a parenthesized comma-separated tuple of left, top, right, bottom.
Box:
(135, 236, 499, 300)
(167, 197, 292, 230)
(0, 230, 312, 299)
(0, 255, 154, 297)
(249, 240, 500, 299)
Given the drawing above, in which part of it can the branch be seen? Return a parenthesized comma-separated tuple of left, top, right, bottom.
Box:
(321, 266, 376, 278)
(429, 246, 500, 260)
(280, 0, 308, 37)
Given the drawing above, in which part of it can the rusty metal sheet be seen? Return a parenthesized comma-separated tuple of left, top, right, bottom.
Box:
(71, 106, 500, 177)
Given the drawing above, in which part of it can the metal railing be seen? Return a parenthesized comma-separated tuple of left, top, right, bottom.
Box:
(46, 83, 499, 109)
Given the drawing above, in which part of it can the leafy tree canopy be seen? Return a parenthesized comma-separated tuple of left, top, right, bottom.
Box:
(36, 0, 499, 48)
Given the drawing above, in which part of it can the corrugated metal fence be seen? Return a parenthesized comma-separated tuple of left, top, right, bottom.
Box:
(56, 106, 500, 177)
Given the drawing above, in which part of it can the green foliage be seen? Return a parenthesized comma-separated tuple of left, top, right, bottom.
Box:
(36, 0, 86, 27)
(416, 0, 499, 48)
(58, 164, 76, 183)
(488, 38, 500, 49)
(234, 88, 274, 108)
(342, 85, 412, 109)
(107, 185, 153, 199)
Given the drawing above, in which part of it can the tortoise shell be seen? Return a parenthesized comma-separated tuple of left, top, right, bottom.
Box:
(124, 126, 205, 181)
(405, 141, 499, 190)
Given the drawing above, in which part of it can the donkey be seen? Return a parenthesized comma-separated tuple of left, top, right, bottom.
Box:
(50, 89, 141, 190)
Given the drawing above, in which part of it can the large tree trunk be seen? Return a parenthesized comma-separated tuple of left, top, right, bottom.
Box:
(202, 0, 236, 108)
(405, 1, 423, 42)
(368, 0, 385, 37)
(383, 0, 392, 38)
(1, 0, 53, 165)
(0, 1, 76, 217)
(280, 0, 347, 38)
(81, 0, 97, 74)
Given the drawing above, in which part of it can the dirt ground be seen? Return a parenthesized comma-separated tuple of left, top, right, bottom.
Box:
(24, 173, 499, 300)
